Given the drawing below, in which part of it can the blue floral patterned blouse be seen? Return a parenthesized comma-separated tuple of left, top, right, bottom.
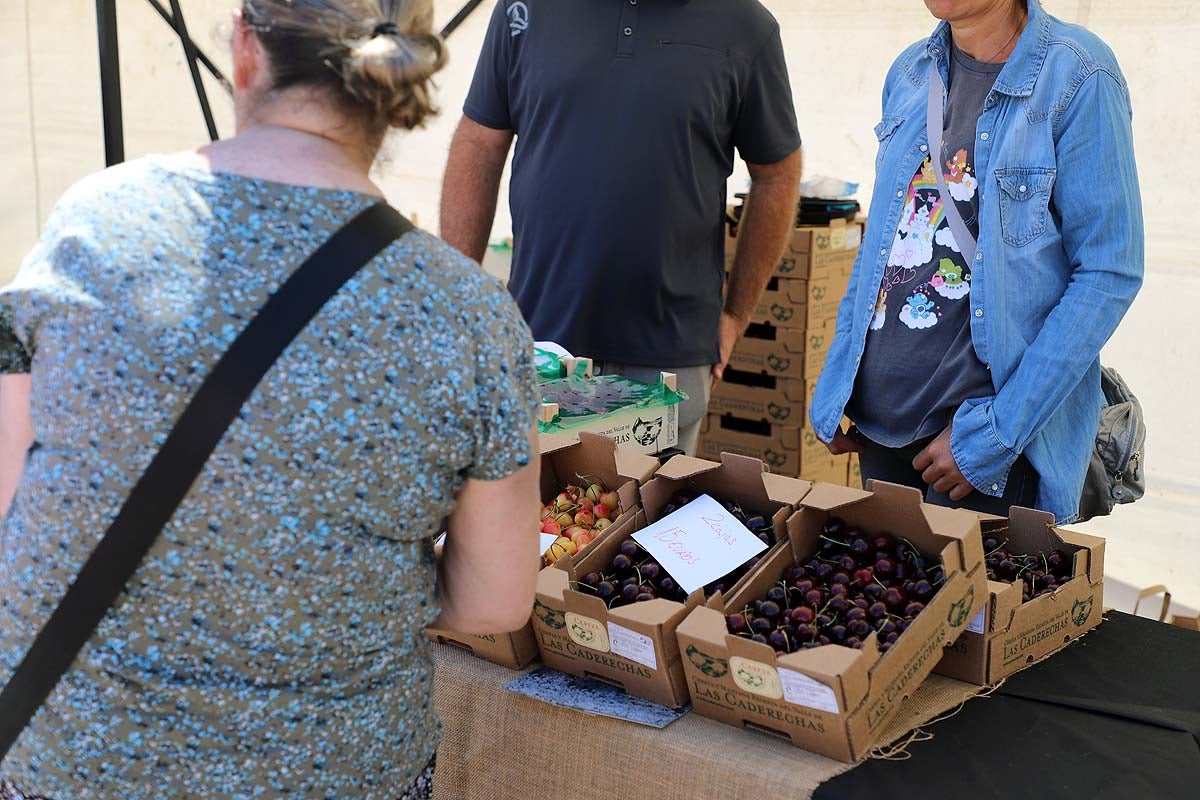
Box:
(0, 157, 538, 798)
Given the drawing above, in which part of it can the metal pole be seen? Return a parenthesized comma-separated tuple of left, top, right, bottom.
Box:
(440, 0, 486, 39)
(95, 0, 124, 166)
(166, 0, 219, 141)
(147, 0, 231, 94)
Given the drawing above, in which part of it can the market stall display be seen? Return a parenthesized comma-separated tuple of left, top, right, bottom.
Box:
(705, 213, 862, 484)
(935, 507, 1105, 685)
(530, 453, 810, 707)
(426, 432, 658, 669)
(538, 359, 687, 455)
(676, 480, 988, 761)
(539, 476, 625, 566)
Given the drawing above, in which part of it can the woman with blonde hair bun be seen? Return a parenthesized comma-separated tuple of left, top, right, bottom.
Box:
(0, 1, 541, 798)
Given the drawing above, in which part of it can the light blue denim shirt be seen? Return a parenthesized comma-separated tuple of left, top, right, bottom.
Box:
(810, 0, 1144, 523)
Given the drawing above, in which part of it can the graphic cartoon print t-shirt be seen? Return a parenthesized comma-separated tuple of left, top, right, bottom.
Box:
(849, 43, 1001, 448)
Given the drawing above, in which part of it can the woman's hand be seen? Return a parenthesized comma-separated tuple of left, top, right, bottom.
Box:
(825, 424, 864, 456)
(913, 424, 974, 501)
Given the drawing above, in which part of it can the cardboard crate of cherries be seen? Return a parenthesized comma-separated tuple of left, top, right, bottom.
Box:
(723, 516, 948, 656)
(575, 492, 779, 609)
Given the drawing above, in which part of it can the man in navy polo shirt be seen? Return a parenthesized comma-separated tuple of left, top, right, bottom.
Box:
(441, 0, 803, 454)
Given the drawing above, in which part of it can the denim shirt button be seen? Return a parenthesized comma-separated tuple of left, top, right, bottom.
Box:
(920, 144, 928, 152)
(991, 483, 1000, 492)
(980, 131, 990, 140)
(976, 252, 983, 261)
(975, 309, 984, 318)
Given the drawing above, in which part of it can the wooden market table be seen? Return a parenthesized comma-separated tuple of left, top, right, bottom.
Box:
(430, 612, 1199, 800)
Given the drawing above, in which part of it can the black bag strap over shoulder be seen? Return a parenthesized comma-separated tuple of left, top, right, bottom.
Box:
(0, 202, 413, 760)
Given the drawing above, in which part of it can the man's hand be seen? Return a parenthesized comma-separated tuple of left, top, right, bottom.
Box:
(825, 424, 864, 456)
(913, 424, 974, 501)
(711, 311, 747, 388)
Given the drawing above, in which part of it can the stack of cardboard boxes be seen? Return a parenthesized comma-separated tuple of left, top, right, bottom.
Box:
(701, 215, 862, 486)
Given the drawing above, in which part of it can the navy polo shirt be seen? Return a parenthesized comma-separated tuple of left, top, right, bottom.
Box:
(465, 0, 801, 366)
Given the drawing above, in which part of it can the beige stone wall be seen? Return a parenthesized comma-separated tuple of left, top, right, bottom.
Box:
(3, 0, 1197, 493)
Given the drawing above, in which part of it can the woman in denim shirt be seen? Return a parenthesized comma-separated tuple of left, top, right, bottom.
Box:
(811, 0, 1143, 523)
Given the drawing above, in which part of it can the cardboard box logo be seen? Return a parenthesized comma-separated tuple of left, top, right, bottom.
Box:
(762, 449, 791, 471)
(767, 402, 794, 423)
(731, 656, 784, 699)
(566, 612, 610, 652)
(685, 644, 730, 679)
(947, 585, 977, 629)
(534, 598, 566, 631)
(767, 354, 792, 373)
(1072, 594, 1095, 627)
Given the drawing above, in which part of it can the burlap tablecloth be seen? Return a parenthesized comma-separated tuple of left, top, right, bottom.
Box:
(431, 644, 983, 800)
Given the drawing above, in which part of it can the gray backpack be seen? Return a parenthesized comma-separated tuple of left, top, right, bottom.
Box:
(1078, 367, 1145, 522)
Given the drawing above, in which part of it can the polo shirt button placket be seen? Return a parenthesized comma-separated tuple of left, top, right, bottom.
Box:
(617, 0, 639, 56)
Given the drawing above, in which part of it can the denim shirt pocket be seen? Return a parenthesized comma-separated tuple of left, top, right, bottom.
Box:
(995, 167, 1056, 247)
(874, 116, 906, 170)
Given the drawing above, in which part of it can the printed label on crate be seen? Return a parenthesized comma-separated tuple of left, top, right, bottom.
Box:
(632, 494, 768, 594)
(607, 622, 658, 671)
(778, 668, 840, 713)
(565, 613, 610, 652)
(966, 607, 987, 634)
(730, 657, 783, 700)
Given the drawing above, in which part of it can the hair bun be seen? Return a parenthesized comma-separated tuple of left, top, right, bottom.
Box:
(343, 27, 447, 130)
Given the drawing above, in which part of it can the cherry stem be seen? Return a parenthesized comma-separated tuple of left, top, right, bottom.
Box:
(819, 535, 850, 547)
(985, 538, 1011, 558)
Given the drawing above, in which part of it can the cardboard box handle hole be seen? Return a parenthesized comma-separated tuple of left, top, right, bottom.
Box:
(743, 720, 793, 743)
(584, 671, 627, 692)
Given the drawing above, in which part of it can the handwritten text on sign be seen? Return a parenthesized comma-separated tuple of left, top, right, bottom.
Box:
(632, 494, 767, 594)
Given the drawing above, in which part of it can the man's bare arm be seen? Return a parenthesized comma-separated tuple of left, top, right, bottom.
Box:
(716, 148, 803, 383)
(440, 116, 515, 263)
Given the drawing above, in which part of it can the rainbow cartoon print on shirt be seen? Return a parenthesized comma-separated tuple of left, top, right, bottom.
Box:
(873, 149, 976, 331)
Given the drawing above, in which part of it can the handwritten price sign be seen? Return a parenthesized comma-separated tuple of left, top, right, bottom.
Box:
(632, 494, 767, 594)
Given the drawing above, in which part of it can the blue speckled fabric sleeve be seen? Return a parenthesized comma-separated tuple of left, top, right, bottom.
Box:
(467, 287, 539, 481)
(1, 192, 101, 375)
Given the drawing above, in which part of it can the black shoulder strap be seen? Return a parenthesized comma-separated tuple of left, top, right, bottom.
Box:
(0, 202, 413, 759)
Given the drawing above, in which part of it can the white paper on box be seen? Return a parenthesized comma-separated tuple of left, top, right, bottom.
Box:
(440, 532, 560, 559)
(631, 494, 767, 594)
(967, 607, 987, 634)
(844, 225, 862, 250)
(778, 668, 840, 713)
(607, 622, 657, 670)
